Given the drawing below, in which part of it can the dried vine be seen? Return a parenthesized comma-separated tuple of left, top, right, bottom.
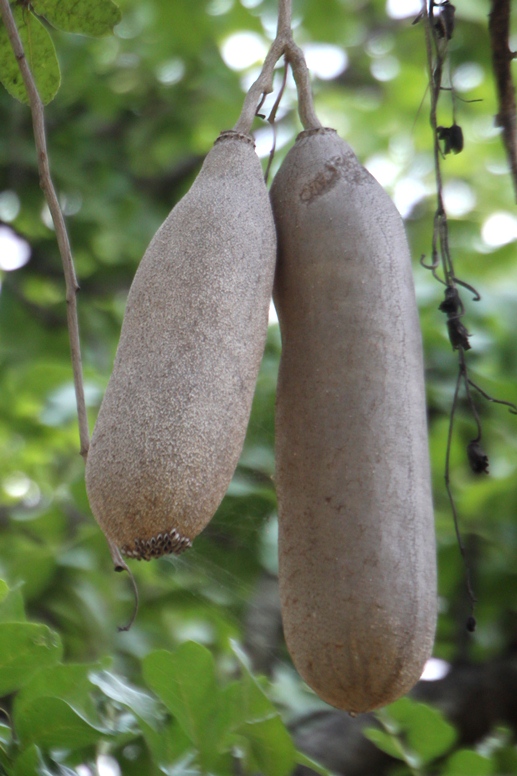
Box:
(420, 0, 517, 630)
(0, 0, 89, 459)
(0, 0, 139, 628)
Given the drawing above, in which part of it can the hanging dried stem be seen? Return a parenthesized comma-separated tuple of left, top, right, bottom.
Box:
(422, 0, 478, 619)
(444, 360, 477, 613)
(421, 0, 517, 626)
(233, 0, 321, 135)
(468, 380, 517, 415)
(109, 540, 140, 632)
(264, 60, 289, 184)
(488, 0, 517, 203)
(0, 0, 90, 459)
(0, 0, 141, 625)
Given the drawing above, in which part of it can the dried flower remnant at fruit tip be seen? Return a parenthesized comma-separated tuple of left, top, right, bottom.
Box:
(121, 529, 193, 561)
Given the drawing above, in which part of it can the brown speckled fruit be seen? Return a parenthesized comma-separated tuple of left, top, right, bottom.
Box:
(86, 131, 276, 560)
(271, 127, 436, 714)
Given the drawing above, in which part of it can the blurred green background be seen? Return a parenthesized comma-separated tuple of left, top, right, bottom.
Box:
(1, 0, 517, 773)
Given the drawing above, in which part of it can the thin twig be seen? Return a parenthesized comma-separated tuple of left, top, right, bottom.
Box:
(468, 379, 517, 414)
(284, 37, 321, 130)
(276, 0, 292, 34)
(109, 540, 140, 632)
(422, 0, 477, 615)
(444, 363, 477, 608)
(0, 0, 90, 458)
(461, 353, 482, 443)
(424, 2, 446, 221)
(264, 60, 289, 184)
(488, 0, 517, 203)
(233, 0, 321, 135)
(452, 277, 481, 301)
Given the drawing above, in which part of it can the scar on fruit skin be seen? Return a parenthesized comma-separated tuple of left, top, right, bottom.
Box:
(300, 155, 372, 203)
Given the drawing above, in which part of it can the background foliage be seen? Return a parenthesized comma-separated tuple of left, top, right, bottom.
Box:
(1, 0, 517, 774)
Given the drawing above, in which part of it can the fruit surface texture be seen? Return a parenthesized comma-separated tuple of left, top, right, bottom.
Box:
(86, 131, 276, 560)
(271, 127, 437, 713)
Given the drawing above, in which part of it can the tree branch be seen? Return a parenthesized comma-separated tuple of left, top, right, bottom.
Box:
(0, 0, 90, 458)
(488, 0, 517, 203)
(233, 0, 321, 135)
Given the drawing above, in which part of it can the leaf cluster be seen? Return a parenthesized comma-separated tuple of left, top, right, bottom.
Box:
(0, 575, 328, 775)
(0, 0, 121, 104)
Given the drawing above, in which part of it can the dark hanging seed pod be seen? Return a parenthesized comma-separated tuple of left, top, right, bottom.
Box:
(447, 317, 471, 350)
(434, 1, 456, 40)
(439, 286, 462, 316)
(437, 124, 464, 155)
(467, 440, 489, 474)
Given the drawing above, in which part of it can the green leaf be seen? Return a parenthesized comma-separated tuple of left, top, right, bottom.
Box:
(364, 728, 406, 761)
(0, 722, 11, 747)
(0, 580, 8, 604)
(494, 743, 517, 774)
(0, 622, 62, 696)
(232, 643, 295, 776)
(13, 744, 44, 776)
(382, 698, 457, 764)
(241, 716, 296, 776)
(89, 669, 164, 729)
(294, 751, 332, 776)
(14, 743, 78, 776)
(14, 662, 102, 726)
(0, 5, 60, 104)
(142, 643, 221, 770)
(139, 717, 192, 773)
(0, 721, 12, 774)
(31, 0, 122, 37)
(0, 585, 25, 623)
(15, 695, 109, 749)
(442, 749, 493, 776)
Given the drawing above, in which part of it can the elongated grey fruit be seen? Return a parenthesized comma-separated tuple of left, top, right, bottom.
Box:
(271, 127, 437, 713)
(86, 131, 276, 561)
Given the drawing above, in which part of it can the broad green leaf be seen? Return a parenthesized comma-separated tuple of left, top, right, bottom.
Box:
(494, 744, 517, 773)
(0, 585, 25, 623)
(0, 722, 12, 773)
(241, 715, 296, 776)
(442, 749, 493, 776)
(0, 622, 62, 696)
(0, 749, 11, 775)
(219, 680, 245, 740)
(0, 5, 60, 104)
(382, 698, 457, 764)
(0, 723, 11, 747)
(15, 696, 109, 749)
(0, 580, 8, 604)
(13, 744, 44, 776)
(31, 0, 121, 37)
(14, 662, 102, 727)
(142, 643, 221, 770)
(89, 669, 163, 729)
(14, 743, 77, 775)
(139, 717, 192, 772)
(364, 728, 406, 761)
(232, 643, 295, 776)
(295, 751, 332, 776)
